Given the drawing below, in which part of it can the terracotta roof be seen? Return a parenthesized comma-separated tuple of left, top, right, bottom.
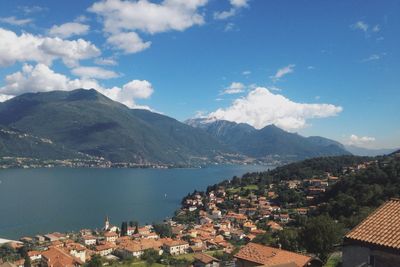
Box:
(41, 247, 83, 267)
(345, 199, 400, 250)
(193, 253, 220, 264)
(234, 243, 311, 267)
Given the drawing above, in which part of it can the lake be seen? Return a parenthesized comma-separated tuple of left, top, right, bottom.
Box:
(0, 165, 272, 239)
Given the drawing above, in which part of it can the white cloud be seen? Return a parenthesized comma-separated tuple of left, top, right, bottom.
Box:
(0, 27, 100, 67)
(372, 24, 380, 32)
(205, 87, 342, 131)
(214, 0, 249, 20)
(122, 80, 154, 99)
(271, 64, 295, 82)
(224, 22, 235, 32)
(0, 16, 33, 26)
(49, 22, 90, 38)
(0, 63, 99, 96)
(230, 0, 249, 8)
(89, 0, 207, 34)
(95, 57, 118, 66)
(89, 0, 209, 53)
(18, 5, 46, 14)
(214, 9, 236, 20)
(0, 63, 153, 109)
(351, 21, 369, 32)
(221, 82, 245, 94)
(242, 70, 251, 75)
(362, 53, 385, 62)
(348, 134, 376, 147)
(106, 32, 151, 54)
(71, 66, 119, 79)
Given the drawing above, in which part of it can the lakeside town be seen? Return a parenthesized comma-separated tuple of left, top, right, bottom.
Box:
(1, 154, 399, 267)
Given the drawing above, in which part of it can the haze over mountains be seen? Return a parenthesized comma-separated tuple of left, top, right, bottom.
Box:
(0, 88, 383, 166)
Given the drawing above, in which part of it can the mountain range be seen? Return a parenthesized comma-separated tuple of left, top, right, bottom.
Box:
(186, 118, 350, 160)
(0, 88, 377, 166)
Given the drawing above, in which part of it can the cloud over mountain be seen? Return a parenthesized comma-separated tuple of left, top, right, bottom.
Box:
(0, 27, 100, 67)
(206, 87, 343, 131)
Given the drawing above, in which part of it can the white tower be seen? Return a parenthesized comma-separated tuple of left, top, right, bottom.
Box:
(104, 216, 110, 231)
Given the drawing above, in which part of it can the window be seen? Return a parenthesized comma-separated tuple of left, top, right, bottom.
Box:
(369, 255, 375, 267)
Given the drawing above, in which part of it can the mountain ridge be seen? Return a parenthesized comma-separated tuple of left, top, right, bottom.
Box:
(186, 118, 351, 161)
(0, 89, 353, 166)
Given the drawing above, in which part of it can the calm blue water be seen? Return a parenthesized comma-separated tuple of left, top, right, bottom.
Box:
(0, 165, 272, 239)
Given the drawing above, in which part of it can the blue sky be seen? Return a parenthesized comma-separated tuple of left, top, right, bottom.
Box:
(0, 0, 399, 149)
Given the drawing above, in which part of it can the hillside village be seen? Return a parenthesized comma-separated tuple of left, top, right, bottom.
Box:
(0, 152, 399, 267)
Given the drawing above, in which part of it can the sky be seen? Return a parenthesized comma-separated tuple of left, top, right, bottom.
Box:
(0, 0, 399, 149)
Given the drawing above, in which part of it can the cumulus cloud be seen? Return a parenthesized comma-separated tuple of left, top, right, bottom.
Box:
(49, 22, 90, 38)
(106, 32, 151, 54)
(230, 0, 249, 8)
(205, 87, 342, 131)
(221, 82, 245, 94)
(122, 80, 154, 99)
(71, 66, 119, 79)
(271, 64, 295, 82)
(94, 57, 118, 66)
(348, 134, 376, 147)
(0, 63, 154, 109)
(89, 0, 208, 34)
(0, 16, 33, 26)
(88, 0, 208, 53)
(214, 0, 249, 20)
(351, 21, 369, 32)
(0, 27, 100, 67)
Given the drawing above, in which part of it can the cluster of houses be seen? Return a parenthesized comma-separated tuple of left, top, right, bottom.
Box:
(1, 159, 397, 267)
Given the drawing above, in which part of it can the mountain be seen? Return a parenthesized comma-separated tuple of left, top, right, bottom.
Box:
(186, 118, 351, 160)
(0, 89, 233, 165)
(0, 126, 88, 160)
(345, 145, 397, 157)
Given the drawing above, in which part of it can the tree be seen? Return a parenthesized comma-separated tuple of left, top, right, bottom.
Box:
(121, 221, 128, 236)
(23, 254, 31, 267)
(277, 228, 300, 252)
(141, 249, 160, 266)
(152, 223, 173, 238)
(252, 232, 274, 246)
(299, 215, 343, 262)
(86, 254, 102, 267)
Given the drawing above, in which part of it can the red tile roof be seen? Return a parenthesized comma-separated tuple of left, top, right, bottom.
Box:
(345, 199, 400, 250)
(234, 243, 311, 267)
(193, 253, 220, 264)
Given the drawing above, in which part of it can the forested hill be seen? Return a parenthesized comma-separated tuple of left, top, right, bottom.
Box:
(205, 152, 399, 229)
(319, 151, 400, 227)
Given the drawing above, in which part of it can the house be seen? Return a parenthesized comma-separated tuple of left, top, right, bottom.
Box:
(342, 199, 400, 267)
(104, 231, 118, 243)
(82, 235, 97, 246)
(126, 227, 136, 236)
(27, 250, 42, 262)
(94, 243, 115, 257)
(41, 247, 83, 267)
(267, 221, 283, 231)
(162, 239, 189, 255)
(117, 239, 162, 259)
(64, 243, 87, 263)
(243, 222, 257, 232)
(193, 253, 220, 267)
(234, 242, 322, 267)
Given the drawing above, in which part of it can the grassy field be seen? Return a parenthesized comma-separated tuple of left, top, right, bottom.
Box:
(227, 185, 259, 193)
(323, 252, 341, 267)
